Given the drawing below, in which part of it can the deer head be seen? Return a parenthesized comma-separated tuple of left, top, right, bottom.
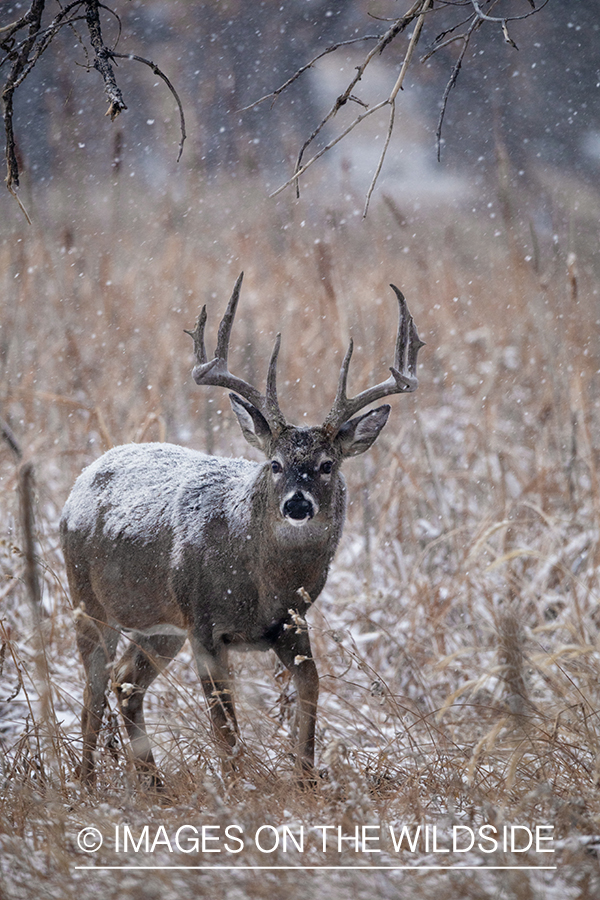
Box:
(185, 273, 424, 528)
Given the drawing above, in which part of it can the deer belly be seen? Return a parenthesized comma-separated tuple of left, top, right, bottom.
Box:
(88, 544, 187, 632)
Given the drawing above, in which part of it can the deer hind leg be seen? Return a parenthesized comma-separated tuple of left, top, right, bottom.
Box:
(75, 613, 120, 786)
(112, 631, 186, 789)
(191, 639, 239, 771)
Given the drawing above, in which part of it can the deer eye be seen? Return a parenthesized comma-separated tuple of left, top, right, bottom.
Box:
(319, 460, 333, 475)
(271, 460, 283, 475)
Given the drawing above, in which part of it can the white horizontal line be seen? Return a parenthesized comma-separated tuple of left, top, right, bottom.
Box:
(75, 865, 558, 871)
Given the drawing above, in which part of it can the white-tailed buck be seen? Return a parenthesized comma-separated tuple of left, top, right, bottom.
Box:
(61, 273, 423, 787)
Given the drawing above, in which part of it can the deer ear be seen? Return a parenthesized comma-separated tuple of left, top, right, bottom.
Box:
(334, 405, 391, 458)
(229, 394, 272, 452)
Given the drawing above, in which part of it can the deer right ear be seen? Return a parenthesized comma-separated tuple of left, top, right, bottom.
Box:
(229, 394, 272, 452)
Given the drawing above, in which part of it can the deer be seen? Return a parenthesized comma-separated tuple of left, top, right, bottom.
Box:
(60, 273, 423, 789)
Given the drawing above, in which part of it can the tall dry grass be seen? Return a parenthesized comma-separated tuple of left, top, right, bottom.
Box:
(0, 169, 599, 898)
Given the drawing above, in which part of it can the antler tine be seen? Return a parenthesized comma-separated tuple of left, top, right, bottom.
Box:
(183, 305, 208, 367)
(215, 271, 243, 362)
(333, 338, 354, 408)
(390, 284, 425, 380)
(391, 285, 409, 371)
(265, 333, 286, 428)
(323, 285, 424, 437)
(186, 273, 287, 433)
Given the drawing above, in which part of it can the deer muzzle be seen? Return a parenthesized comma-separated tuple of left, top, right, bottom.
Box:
(281, 490, 317, 525)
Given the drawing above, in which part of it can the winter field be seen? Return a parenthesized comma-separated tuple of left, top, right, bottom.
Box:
(0, 172, 599, 899)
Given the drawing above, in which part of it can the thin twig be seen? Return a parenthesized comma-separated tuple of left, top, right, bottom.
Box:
(110, 50, 187, 161)
(98, 0, 121, 50)
(421, 28, 472, 63)
(1, 0, 185, 204)
(421, 10, 475, 61)
(270, 99, 389, 199)
(0, 3, 84, 77)
(470, 0, 550, 24)
(239, 35, 380, 113)
(436, 18, 478, 161)
(363, 101, 395, 219)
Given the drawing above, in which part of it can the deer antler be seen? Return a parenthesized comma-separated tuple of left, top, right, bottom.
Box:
(323, 284, 424, 437)
(185, 273, 287, 434)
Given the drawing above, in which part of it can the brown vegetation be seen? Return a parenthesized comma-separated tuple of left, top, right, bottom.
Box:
(0, 172, 599, 898)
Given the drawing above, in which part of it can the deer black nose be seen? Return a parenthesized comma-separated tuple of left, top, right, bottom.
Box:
(283, 491, 314, 521)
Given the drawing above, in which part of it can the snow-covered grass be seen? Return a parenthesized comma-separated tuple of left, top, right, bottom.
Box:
(0, 176, 599, 898)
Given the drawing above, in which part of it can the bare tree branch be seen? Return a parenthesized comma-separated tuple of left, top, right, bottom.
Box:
(2, 0, 45, 191)
(1, 0, 184, 210)
(291, 0, 426, 198)
(262, 0, 549, 211)
(2, 7, 87, 89)
(84, 0, 126, 120)
(0, 0, 552, 214)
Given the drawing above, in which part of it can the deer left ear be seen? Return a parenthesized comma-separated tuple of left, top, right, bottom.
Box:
(334, 405, 391, 458)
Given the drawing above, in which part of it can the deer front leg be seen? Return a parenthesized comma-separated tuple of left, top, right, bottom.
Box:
(191, 638, 239, 772)
(273, 625, 319, 778)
